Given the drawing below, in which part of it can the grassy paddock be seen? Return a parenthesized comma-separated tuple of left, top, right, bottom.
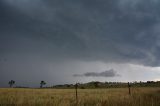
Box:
(0, 87, 160, 106)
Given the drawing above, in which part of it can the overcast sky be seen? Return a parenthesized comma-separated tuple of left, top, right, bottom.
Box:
(1, 0, 160, 87)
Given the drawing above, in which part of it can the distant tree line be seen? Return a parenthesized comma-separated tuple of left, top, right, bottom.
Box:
(8, 80, 160, 88)
(52, 81, 160, 89)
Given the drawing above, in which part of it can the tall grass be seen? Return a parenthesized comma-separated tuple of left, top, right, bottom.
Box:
(0, 87, 159, 106)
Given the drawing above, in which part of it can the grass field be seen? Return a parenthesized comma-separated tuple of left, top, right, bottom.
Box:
(0, 87, 160, 106)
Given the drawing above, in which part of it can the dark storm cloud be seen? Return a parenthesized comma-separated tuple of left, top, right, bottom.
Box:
(73, 69, 120, 77)
(1, 0, 159, 66)
(1, 0, 160, 87)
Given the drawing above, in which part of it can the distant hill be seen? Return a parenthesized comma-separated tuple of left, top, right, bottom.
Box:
(48, 81, 160, 89)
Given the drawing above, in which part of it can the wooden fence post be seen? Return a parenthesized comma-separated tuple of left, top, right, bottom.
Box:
(128, 82, 131, 95)
(75, 83, 78, 105)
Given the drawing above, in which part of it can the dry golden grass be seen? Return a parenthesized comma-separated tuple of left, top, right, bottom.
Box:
(0, 87, 160, 106)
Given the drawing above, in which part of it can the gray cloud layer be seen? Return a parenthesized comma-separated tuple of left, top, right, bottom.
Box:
(1, 0, 160, 87)
(0, 0, 160, 66)
(73, 69, 119, 77)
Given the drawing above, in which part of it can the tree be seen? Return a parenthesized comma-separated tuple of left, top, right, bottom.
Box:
(8, 80, 15, 88)
(40, 81, 46, 88)
(93, 81, 99, 88)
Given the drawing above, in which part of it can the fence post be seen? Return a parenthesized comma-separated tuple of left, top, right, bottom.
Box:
(128, 82, 131, 95)
(75, 83, 78, 105)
